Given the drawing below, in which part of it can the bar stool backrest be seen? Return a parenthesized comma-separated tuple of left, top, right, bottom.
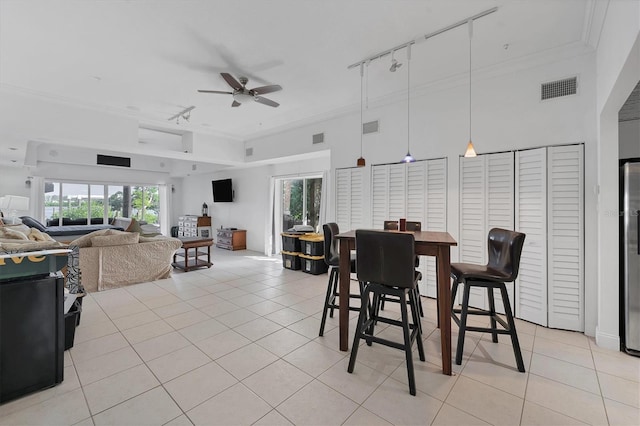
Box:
(355, 230, 415, 289)
(323, 223, 340, 267)
(487, 228, 526, 282)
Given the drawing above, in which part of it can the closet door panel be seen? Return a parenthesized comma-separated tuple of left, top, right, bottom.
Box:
(486, 152, 515, 314)
(547, 145, 584, 331)
(388, 163, 407, 221)
(515, 148, 548, 326)
(371, 165, 389, 229)
(335, 167, 364, 231)
(459, 156, 487, 309)
(422, 158, 447, 297)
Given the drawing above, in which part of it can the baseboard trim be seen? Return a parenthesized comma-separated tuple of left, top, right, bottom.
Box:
(595, 327, 620, 350)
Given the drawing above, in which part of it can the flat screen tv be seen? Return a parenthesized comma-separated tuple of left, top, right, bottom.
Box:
(212, 178, 233, 202)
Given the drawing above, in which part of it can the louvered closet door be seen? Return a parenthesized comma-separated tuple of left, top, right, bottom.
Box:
(388, 163, 407, 221)
(516, 148, 548, 326)
(371, 165, 390, 229)
(547, 145, 583, 331)
(335, 167, 364, 231)
(486, 152, 515, 314)
(406, 161, 427, 294)
(423, 158, 447, 297)
(459, 156, 487, 309)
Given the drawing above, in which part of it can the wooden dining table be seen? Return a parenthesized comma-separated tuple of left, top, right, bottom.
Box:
(336, 229, 457, 375)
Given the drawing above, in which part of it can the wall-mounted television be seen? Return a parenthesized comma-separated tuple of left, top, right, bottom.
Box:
(212, 178, 233, 202)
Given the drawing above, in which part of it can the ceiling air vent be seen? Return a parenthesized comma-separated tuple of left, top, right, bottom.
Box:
(312, 133, 324, 144)
(362, 120, 379, 134)
(97, 154, 130, 168)
(541, 77, 577, 100)
(245, 147, 253, 157)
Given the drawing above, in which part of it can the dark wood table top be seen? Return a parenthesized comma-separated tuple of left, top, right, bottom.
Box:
(336, 229, 457, 246)
(178, 237, 214, 247)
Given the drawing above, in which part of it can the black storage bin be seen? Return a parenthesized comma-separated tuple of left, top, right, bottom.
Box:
(64, 300, 82, 350)
(299, 254, 329, 275)
(281, 251, 301, 270)
(281, 232, 304, 253)
(300, 234, 324, 256)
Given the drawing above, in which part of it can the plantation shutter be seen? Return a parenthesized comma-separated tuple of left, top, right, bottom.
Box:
(388, 163, 407, 220)
(422, 158, 447, 297)
(515, 148, 548, 326)
(486, 152, 516, 314)
(547, 145, 584, 331)
(371, 165, 390, 229)
(459, 155, 487, 309)
(335, 167, 364, 231)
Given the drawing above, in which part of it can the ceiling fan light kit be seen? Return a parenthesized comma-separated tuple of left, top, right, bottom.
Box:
(198, 73, 282, 108)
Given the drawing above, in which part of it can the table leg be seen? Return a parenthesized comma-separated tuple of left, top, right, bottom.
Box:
(437, 246, 452, 375)
(184, 247, 190, 272)
(207, 245, 212, 268)
(339, 238, 351, 351)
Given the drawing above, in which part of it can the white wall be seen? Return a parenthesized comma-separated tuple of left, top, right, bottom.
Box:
(179, 156, 330, 253)
(595, 0, 640, 349)
(620, 119, 640, 159)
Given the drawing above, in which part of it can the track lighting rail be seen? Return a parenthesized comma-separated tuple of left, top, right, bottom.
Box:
(347, 7, 498, 70)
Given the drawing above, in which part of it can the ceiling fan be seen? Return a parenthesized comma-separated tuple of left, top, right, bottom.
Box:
(198, 73, 282, 107)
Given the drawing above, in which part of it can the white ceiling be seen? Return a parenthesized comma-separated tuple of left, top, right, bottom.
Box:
(0, 0, 594, 169)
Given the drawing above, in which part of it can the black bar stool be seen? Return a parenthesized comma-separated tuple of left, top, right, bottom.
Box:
(450, 228, 527, 372)
(348, 230, 425, 396)
(318, 223, 362, 336)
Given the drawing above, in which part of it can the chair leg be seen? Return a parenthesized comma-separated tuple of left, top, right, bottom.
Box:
(415, 284, 424, 317)
(399, 290, 416, 396)
(487, 287, 498, 343)
(348, 286, 371, 374)
(328, 268, 338, 318)
(412, 288, 423, 334)
(500, 285, 525, 372)
(409, 288, 425, 362)
(319, 267, 337, 337)
(455, 282, 471, 366)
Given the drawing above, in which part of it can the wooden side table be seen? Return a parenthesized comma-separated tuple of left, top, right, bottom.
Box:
(172, 237, 214, 272)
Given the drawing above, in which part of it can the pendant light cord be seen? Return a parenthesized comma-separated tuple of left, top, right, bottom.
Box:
(468, 19, 473, 143)
(360, 63, 364, 158)
(407, 44, 411, 154)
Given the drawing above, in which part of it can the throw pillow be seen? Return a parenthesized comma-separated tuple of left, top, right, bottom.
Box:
(19, 216, 47, 231)
(0, 227, 29, 240)
(69, 228, 120, 248)
(126, 218, 143, 234)
(91, 232, 140, 247)
(28, 228, 55, 242)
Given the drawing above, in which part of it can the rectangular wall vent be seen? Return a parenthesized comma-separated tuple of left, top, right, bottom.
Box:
(312, 133, 324, 144)
(541, 77, 577, 100)
(363, 120, 379, 134)
(245, 147, 253, 157)
(97, 154, 131, 168)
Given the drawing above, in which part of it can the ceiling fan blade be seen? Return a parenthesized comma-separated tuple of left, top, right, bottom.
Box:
(254, 96, 279, 108)
(221, 73, 243, 90)
(251, 85, 282, 95)
(232, 100, 241, 107)
(197, 90, 233, 94)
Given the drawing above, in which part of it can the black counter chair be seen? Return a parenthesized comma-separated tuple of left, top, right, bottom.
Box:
(319, 223, 362, 336)
(348, 230, 425, 396)
(450, 228, 527, 372)
(380, 220, 424, 318)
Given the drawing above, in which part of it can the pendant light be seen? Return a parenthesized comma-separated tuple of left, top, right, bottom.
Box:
(356, 63, 366, 167)
(403, 44, 415, 163)
(464, 19, 477, 158)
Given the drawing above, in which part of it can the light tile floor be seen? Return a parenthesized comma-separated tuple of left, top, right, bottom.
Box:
(1, 248, 638, 425)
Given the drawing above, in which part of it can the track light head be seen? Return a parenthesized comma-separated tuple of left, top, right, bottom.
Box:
(390, 58, 402, 72)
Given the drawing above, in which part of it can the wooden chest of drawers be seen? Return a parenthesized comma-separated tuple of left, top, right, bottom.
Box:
(216, 229, 246, 251)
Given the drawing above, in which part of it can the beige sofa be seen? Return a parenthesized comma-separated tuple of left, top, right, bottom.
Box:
(71, 230, 182, 292)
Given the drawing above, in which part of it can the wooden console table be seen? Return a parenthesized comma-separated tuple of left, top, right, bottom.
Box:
(172, 237, 213, 272)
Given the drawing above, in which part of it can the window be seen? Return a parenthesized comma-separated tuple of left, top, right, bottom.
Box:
(44, 181, 160, 225)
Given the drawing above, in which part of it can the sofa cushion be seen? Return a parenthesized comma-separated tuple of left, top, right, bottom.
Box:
(0, 226, 29, 240)
(69, 229, 121, 248)
(91, 232, 140, 247)
(19, 216, 47, 231)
